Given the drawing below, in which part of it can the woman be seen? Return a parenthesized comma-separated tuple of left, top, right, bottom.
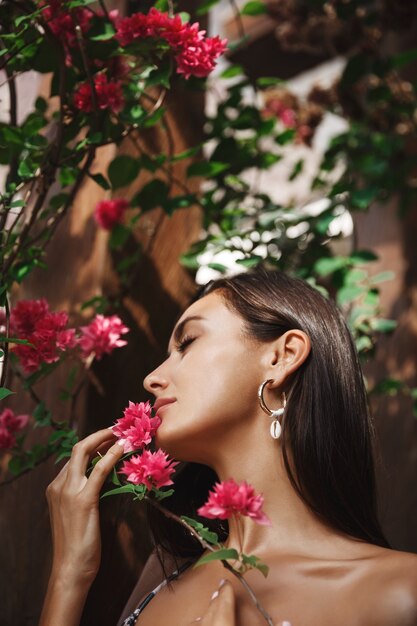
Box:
(40, 270, 417, 626)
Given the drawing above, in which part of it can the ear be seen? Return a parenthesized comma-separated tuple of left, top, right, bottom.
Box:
(264, 329, 311, 389)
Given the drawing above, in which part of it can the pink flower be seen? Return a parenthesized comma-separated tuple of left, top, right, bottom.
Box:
(74, 74, 124, 113)
(197, 479, 271, 526)
(175, 34, 227, 79)
(10, 299, 77, 373)
(0, 408, 30, 450)
(94, 198, 129, 230)
(112, 401, 161, 452)
(115, 9, 227, 79)
(41, 0, 92, 65)
(77, 314, 129, 360)
(120, 449, 178, 489)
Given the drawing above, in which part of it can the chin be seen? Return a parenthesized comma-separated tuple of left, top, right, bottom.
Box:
(154, 426, 209, 464)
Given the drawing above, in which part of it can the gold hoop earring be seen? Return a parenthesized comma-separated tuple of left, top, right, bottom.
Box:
(258, 379, 287, 440)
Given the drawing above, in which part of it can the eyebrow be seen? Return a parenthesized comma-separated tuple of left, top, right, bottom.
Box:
(167, 315, 205, 356)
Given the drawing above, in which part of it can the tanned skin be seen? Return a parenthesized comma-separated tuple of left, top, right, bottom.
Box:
(41, 293, 417, 626)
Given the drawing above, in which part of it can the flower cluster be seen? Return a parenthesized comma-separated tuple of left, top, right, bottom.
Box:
(9, 299, 129, 373)
(74, 74, 124, 114)
(198, 478, 271, 526)
(10, 299, 77, 373)
(0, 408, 29, 450)
(40, 0, 92, 65)
(115, 8, 227, 79)
(112, 401, 177, 490)
(78, 314, 129, 360)
(120, 448, 178, 489)
(94, 198, 129, 230)
(112, 401, 161, 452)
(263, 87, 323, 146)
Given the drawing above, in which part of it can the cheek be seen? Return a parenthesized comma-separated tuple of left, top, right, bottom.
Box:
(155, 346, 260, 460)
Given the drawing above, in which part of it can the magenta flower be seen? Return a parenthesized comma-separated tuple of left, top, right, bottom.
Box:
(10, 299, 77, 373)
(112, 401, 161, 452)
(120, 449, 178, 489)
(74, 74, 124, 113)
(78, 314, 129, 360)
(94, 198, 129, 230)
(198, 479, 271, 526)
(115, 8, 227, 79)
(0, 408, 30, 450)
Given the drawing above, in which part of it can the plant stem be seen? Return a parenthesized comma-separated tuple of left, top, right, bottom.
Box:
(145, 497, 274, 626)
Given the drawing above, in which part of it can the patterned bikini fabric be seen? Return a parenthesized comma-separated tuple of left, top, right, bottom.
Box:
(122, 560, 193, 626)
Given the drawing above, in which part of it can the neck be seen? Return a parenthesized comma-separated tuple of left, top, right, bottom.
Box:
(211, 428, 355, 560)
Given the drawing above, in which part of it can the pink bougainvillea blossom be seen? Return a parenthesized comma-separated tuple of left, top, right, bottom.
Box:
(0, 408, 30, 450)
(78, 314, 129, 360)
(10, 299, 77, 373)
(112, 401, 161, 452)
(74, 74, 124, 113)
(197, 479, 271, 526)
(120, 449, 178, 489)
(175, 33, 227, 79)
(41, 0, 92, 65)
(94, 198, 129, 230)
(115, 8, 227, 79)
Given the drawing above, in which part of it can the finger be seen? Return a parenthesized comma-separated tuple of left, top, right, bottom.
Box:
(204, 580, 235, 625)
(82, 441, 125, 496)
(66, 429, 117, 483)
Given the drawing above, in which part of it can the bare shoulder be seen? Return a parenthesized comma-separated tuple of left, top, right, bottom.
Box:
(357, 546, 417, 626)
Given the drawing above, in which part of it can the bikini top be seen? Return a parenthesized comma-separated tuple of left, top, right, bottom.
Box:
(121, 560, 193, 626)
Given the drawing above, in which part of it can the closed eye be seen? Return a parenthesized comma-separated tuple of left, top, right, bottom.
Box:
(176, 334, 196, 353)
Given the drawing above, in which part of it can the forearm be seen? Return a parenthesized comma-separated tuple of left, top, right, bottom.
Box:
(39, 570, 93, 626)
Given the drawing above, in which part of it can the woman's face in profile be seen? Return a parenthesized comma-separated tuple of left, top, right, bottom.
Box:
(143, 292, 266, 463)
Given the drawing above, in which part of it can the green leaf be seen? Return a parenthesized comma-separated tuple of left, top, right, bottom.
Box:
(220, 65, 244, 79)
(153, 488, 175, 501)
(0, 336, 35, 346)
(369, 271, 395, 284)
(163, 194, 196, 215)
(100, 485, 140, 499)
(349, 187, 379, 210)
(87, 172, 111, 190)
(314, 256, 347, 276)
(154, 0, 169, 9)
(33, 402, 52, 426)
(194, 548, 239, 568)
(197, 0, 222, 15)
(90, 23, 116, 41)
(337, 285, 364, 305)
(349, 250, 378, 264)
(370, 318, 397, 333)
(371, 378, 404, 395)
(0, 387, 14, 400)
(187, 161, 229, 177)
(108, 155, 141, 189)
(181, 516, 220, 545)
(241, 1, 267, 15)
(131, 179, 169, 211)
(109, 223, 131, 250)
(241, 553, 269, 577)
(8, 456, 24, 476)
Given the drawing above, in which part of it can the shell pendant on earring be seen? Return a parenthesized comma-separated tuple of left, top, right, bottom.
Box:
(270, 418, 282, 440)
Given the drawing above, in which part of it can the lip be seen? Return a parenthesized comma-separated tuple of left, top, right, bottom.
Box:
(153, 397, 176, 413)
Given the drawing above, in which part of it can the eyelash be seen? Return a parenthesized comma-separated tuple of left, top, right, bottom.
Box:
(177, 334, 195, 353)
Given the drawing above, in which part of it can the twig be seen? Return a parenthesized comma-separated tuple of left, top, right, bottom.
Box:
(0, 296, 10, 388)
(0, 448, 57, 487)
(145, 497, 274, 626)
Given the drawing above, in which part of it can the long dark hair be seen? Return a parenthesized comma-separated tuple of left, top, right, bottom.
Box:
(148, 268, 389, 559)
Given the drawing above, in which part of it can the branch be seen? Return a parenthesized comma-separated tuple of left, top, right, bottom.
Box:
(145, 497, 274, 626)
(0, 296, 10, 388)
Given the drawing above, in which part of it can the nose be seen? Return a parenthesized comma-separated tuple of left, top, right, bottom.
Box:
(143, 365, 169, 395)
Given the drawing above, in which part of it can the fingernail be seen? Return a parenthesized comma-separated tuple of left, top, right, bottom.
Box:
(282, 622, 292, 626)
(211, 590, 219, 600)
(116, 439, 125, 447)
(219, 578, 226, 587)
(195, 619, 202, 623)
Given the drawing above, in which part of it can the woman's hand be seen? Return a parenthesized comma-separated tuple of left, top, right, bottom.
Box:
(45, 428, 124, 585)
